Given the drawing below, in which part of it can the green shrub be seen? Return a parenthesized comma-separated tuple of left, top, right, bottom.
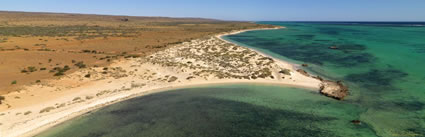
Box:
(28, 66, 37, 72)
(82, 50, 91, 53)
(0, 96, 5, 104)
(53, 65, 71, 76)
(21, 69, 28, 73)
(63, 65, 71, 71)
(74, 61, 86, 68)
(72, 97, 81, 101)
(24, 111, 32, 115)
(168, 76, 178, 82)
(39, 107, 55, 113)
(11, 80, 17, 85)
(54, 71, 64, 76)
(279, 69, 291, 75)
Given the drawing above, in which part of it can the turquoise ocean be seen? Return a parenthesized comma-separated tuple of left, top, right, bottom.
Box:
(37, 22, 425, 137)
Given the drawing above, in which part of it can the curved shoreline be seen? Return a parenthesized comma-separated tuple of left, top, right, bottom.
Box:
(1, 27, 325, 137)
(218, 27, 348, 100)
(25, 81, 318, 137)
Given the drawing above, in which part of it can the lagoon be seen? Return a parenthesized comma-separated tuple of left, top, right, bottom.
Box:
(37, 22, 425, 137)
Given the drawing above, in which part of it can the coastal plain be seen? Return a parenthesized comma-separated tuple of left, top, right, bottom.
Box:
(0, 12, 346, 137)
(0, 11, 273, 94)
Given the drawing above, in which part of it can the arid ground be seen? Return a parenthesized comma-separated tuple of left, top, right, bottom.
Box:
(0, 11, 273, 94)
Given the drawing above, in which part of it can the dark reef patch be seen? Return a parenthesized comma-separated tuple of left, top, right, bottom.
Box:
(229, 34, 374, 67)
(337, 44, 367, 52)
(406, 128, 425, 137)
(393, 101, 425, 111)
(320, 30, 340, 35)
(344, 69, 408, 91)
(293, 34, 315, 39)
(254, 41, 282, 46)
(372, 100, 425, 112)
(334, 53, 374, 65)
(317, 27, 364, 34)
(315, 39, 332, 42)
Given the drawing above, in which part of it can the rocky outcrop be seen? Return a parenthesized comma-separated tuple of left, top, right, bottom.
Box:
(296, 69, 310, 77)
(319, 80, 348, 100)
(295, 68, 348, 100)
(312, 75, 324, 81)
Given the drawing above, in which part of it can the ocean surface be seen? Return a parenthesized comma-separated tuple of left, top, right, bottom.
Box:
(37, 22, 425, 137)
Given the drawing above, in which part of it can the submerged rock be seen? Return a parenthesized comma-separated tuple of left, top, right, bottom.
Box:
(319, 80, 348, 100)
(302, 64, 309, 67)
(351, 120, 362, 125)
(328, 46, 339, 50)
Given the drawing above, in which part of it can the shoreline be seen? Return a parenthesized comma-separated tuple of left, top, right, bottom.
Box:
(1, 26, 325, 137)
(216, 26, 298, 68)
(26, 81, 317, 137)
(217, 26, 348, 100)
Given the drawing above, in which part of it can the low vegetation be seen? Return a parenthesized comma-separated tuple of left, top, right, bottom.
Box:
(0, 25, 140, 40)
(85, 96, 94, 100)
(24, 111, 32, 115)
(0, 11, 274, 94)
(52, 65, 71, 76)
(74, 61, 87, 69)
(39, 106, 55, 113)
(72, 97, 81, 101)
(279, 69, 291, 75)
(148, 37, 279, 80)
(168, 76, 178, 82)
(0, 38, 7, 43)
(21, 66, 38, 73)
(0, 96, 5, 104)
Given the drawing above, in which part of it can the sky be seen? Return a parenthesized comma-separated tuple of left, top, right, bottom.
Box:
(1, 0, 425, 21)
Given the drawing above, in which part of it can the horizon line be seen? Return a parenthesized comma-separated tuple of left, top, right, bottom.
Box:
(2, 10, 425, 22)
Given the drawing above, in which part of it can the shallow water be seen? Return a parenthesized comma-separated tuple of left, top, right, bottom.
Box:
(36, 85, 374, 137)
(224, 22, 425, 137)
(37, 22, 425, 137)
